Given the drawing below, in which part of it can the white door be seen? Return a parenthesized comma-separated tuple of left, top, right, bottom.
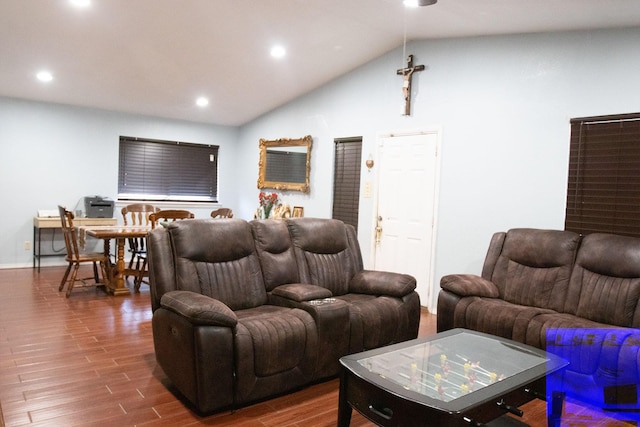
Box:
(373, 130, 440, 311)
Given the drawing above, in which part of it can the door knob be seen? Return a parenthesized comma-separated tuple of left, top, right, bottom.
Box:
(375, 216, 383, 244)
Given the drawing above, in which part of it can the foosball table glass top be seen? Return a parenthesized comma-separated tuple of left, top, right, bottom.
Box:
(357, 331, 549, 403)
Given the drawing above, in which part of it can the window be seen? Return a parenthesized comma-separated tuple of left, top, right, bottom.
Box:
(565, 113, 640, 237)
(118, 136, 219, 202)
(332, 137, 362, 229)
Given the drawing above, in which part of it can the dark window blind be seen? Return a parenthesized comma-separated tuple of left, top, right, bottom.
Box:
(118, 136, 219, 202)
(565, 113, 640, 237)
(332, 138, 362, 230)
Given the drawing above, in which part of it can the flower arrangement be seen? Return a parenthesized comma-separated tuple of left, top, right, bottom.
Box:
(258, 191, 279, 219)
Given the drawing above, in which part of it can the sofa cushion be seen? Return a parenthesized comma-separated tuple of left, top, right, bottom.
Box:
(287, 218, 357, 296)
(271, 283, 333, 302)
(440, 274, 499, 298)
(567, 233, 640, 327)
(160, 290, 237, 327)
(543, 324, 638, 409)
(491, 228, 581, 312)
(524, 312, 614, 349)
(545, 326, 635, 384)
(251, 220, 299, 291)
(168, 219, 268, 310)
(337, 293, 411, 352)
(234, 305, 317, 402)
(617, 333, 640, 388)
(453, 297, 557, 343)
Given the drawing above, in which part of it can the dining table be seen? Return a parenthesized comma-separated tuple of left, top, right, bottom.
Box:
(79, 225, 151, 296)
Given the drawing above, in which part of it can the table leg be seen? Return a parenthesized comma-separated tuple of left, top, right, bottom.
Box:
(338, 369, 353, 427)
(102, 239, 114, 291)
(112, 238, 130, 296)
(101, 238, 130, 296)
(548, 391, 565, 427)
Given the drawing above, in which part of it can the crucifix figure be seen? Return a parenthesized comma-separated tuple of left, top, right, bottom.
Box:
(396, 54, 425, 116)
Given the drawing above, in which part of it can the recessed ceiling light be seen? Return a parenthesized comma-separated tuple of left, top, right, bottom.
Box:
(70, 0, 91, 7)
(270, 45, 286, 59)
(196, 97, 209, 107)
(36, 71, 53, 82)
(403, 0, 437, 6)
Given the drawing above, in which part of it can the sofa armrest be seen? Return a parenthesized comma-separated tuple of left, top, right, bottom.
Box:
(160, 290, 238, 327)
(349, 270, 416, 297)
(440, 274, 499, 298)
(271, 283, 333, 302)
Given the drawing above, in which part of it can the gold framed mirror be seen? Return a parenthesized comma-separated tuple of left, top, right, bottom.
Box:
(258, 135, 312, 193)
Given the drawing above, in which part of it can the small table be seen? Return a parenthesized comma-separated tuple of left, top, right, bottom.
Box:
(81, 225, 151, 296)
(338, 328, 567, 427)
(33, 216, 117, 271)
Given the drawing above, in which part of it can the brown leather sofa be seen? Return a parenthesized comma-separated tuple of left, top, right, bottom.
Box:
(437, 228, 640, 412)
(147, 217, 420, 414)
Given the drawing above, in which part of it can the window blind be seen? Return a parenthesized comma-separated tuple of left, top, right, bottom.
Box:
(565, 113, 640, 237)
(118, 136, 219, 202)
(332, 138, 362, 230)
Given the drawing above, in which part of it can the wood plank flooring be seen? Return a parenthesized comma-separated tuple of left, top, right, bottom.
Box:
(0, 266, 631, 426)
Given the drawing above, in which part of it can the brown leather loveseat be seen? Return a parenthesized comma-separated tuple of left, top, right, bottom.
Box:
(437, 228, 640, 413)
(147, 217, 420, 414)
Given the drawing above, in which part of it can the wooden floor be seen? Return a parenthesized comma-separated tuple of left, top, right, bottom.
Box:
(0, 266, 631, 426)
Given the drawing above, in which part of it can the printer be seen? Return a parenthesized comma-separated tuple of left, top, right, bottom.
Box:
(81, 196, 114, 218)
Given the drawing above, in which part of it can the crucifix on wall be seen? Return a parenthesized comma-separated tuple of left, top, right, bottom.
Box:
(396, 54, 425, 116)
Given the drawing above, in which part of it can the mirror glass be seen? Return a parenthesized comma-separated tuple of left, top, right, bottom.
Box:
(258, 135, 312, 193)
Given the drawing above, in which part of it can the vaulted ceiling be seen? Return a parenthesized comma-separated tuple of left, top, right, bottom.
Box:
(1, 0, 639, 126)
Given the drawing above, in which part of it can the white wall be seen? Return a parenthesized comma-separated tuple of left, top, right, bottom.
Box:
(0, 98, 238, 268)
(237, 27, 640, 311)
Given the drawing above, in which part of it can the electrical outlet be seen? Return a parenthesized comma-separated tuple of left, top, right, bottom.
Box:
(24, 241, 31, 251)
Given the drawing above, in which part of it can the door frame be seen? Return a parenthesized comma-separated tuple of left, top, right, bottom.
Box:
(369, 127, 442, 311)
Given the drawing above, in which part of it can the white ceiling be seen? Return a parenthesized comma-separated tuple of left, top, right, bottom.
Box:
(1, 0, 639, 126)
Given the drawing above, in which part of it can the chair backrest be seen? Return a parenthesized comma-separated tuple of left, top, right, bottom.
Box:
(121, 203, 158, 226)
(210, 208, 233, 219)
(485, 228, 581, 312)
(250, 219, 299, 291)
(147, 219, 268, 311)
(58, 205, 79, 259)
(566, 232, 640, 326)
(149, 209, 194, 228)
(285, 218, 361, 296)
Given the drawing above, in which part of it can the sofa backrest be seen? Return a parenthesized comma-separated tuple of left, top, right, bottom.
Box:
(486, 228, 581, 312)
(250, 219, 299, 291)
(285, 218, 361, 296)
(148, 219, 268, 311)
(565, 233, 640, 327)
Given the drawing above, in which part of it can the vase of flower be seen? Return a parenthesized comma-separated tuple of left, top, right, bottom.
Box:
(258, 192, 279, 219)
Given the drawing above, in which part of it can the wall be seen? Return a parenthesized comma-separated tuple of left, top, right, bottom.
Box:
(0, 97, 238, 268)
(237, 27, 640, 311)
(2, 27, 639, 311)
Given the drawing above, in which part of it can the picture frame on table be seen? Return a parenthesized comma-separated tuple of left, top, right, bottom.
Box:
(292, 206, 304, 218)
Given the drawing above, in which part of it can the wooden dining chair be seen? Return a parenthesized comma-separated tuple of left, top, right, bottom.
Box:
(135, 209, 195, 290)
(149, 209, 195, 228)
(210, 208, 233, 219)
(121, 203, 158, 285)
(58, 205, 108, 297)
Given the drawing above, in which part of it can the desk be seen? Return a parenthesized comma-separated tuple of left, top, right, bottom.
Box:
(81, 225, 151, 296)
(33, 216, 117, 271)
